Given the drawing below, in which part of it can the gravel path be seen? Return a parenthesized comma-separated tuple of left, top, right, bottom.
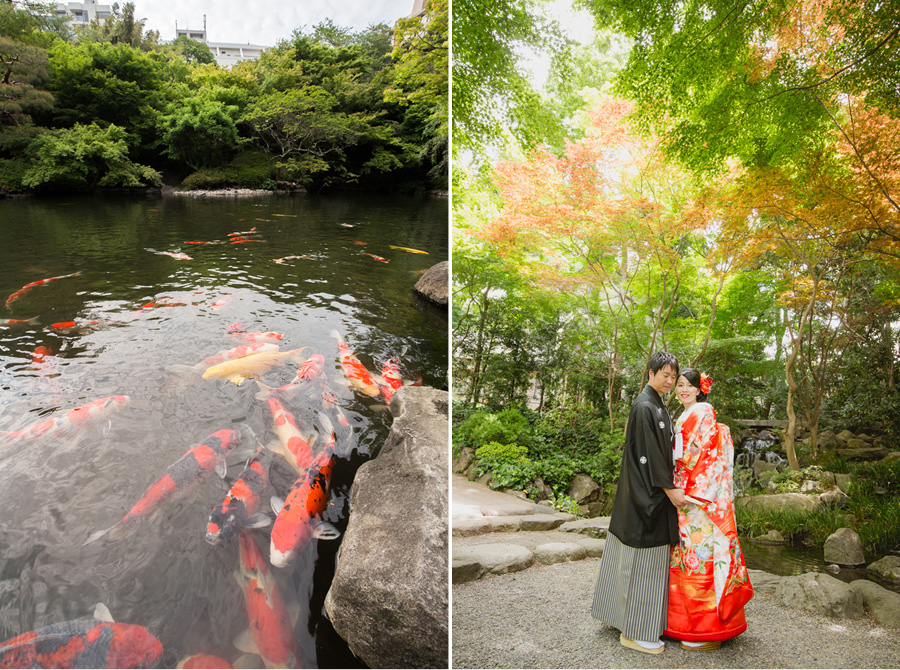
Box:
(452, 557, 899, 668)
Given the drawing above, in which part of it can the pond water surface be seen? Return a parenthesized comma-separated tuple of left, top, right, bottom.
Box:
(0, 192, 447, 668)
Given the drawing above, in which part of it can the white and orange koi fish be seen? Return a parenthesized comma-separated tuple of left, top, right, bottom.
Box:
(0, 395, 130, 450)
(263, 397, 316, 475)
(380, 356, 404, 403)
(202, 348, 309, 386)
(255, 353, 324, 401)
(145, 248, 192, 260)
(230, 331, 284, 345)
(331, 330, 380, 397)
(5, 271, 81, 307)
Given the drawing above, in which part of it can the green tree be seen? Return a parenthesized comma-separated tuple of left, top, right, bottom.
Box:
(168, 35, 215, 65)
(22, 121, 161, 191)
(75, 1, 159, 50)
(158, 96, 239, 169)
(0, 35, 53, 131)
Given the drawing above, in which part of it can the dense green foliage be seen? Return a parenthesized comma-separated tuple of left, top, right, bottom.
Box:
(0, 1, 447, 195)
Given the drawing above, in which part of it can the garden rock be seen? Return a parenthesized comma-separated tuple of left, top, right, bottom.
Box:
(818, 430, 843, 450)
(866, 556, 900, 585)
(813, 470, 836, 487)
(567, 474, 601, 504)
(452, 474, 536, 518)
(453, 516, 522, 536)
(753, 459, 778, 477)
(534, 542, 588, 565)
(413, 260, 448, 306)
(323, 386, 447, 670)
(574, 537, 606, 558)
(882, 451, 900, 463)
(837, 447, 889, 460)
(452, 544, 534, 575)
(856, 433, 871, 441)
(748, 569, 784, 596)
(823, 528, 865, 567)
(453, 558, 487, 584)
(751, 529, 786, 545)
(502, 488, 529, 500)
(583, 502, 606, 518)
(799, 479, 824, 494)
(834, 473, 853, 493)
(845, 438, 869, 450)
(819, 488, 849, 509)
(837, 430, 856, 442)
(532, 477, 554, 501)
(537, 500, 555, 508)
(520, 514, 565, 531)
(736, 493, 823, 512)
(849, 580, 900, 628)
(559, 517, 610, 539)
(553, 512, 577, 522)
(775, 572, 864, 619)
(453, 447, 475, 475)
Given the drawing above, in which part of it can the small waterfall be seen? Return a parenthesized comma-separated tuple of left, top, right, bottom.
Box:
(735, 433, 788, 469)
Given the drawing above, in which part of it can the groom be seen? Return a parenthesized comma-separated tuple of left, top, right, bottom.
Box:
(591, 352, 686, 654)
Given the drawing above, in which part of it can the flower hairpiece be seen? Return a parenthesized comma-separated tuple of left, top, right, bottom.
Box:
(699, 373, 712, 395)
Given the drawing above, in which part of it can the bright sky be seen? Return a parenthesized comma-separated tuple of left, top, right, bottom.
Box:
(132, 0, 414, 47)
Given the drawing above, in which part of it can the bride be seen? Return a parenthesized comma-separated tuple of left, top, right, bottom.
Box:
(664, 369, 754, 649)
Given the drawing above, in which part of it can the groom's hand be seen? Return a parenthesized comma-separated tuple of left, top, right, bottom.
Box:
(664, 487, 687, 508)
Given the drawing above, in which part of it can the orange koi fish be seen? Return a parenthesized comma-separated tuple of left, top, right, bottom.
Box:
(85, 429, 241, 544)
(48, 320, 100, 332)
(177, 654, 234, 669)
(353, 240, 365, 245)
(380, 356, 403, 403)
(234, 531, 301, 668)
(185, 240, 225, 245)
(227, 321, 245, 333)
(0, 395, 130, 449)
(0, 605, 162, 669)
(206, 447, 271, 544)
(264, 397, 316, 475)
(0, 316, 39, 326)
(211, 294, 237, 310)
(362, 252, 388, 263)
(331, 330, 381, 396)
(269, 446, 340, 568)
(5, 271, 82, 307)
(255, 353, 324, 401)
(31, 345, 53, 367)
(230, 331, 284, 345)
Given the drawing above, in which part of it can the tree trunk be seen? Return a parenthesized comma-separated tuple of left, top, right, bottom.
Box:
(784, 275, 820, 471)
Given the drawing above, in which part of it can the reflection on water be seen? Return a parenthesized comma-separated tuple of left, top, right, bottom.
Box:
(0, 192, 447, 667)
(742, 538, 899, 594)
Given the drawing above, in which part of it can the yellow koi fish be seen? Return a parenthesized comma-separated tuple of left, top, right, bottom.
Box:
(388, 245, 429, 254)
(202, 348, 309, 386)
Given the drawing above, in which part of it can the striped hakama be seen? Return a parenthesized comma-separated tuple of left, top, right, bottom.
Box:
(591, 533, 669, 641)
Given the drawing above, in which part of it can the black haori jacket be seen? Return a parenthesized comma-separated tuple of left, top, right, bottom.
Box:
(608, 384, 679, 548)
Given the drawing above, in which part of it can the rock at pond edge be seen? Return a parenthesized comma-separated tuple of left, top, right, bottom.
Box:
(413, 261, 448, 306)
(324, 386, 448, 669)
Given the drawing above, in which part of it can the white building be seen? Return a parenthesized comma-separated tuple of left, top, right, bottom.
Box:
(54, 0, 112, 25)
(175, 18, 269, 68)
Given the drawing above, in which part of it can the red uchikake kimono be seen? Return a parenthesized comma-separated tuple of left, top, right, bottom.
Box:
(664, 402, 754, 642)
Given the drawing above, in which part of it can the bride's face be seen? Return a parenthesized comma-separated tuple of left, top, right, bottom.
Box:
(675, 376, 699, 406)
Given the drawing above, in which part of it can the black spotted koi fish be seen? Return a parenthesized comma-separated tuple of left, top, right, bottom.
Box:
(0, 604, 162, 669)
(206, 446, 271, 545)
(85, 429, 241, 544)
(5, 271, 81, 307)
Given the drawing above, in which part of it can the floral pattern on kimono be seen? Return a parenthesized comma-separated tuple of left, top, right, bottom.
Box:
(665, 402, 753, 641)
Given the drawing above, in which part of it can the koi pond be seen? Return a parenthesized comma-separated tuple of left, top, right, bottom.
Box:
(0, 192, 448, 668)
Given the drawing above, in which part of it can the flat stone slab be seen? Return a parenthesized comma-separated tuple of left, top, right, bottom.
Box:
(452, 558, 487, 584)
(520, 514, 565, 531)
(574, 537, 606, 558)
(533, 542, 588, 565)
(850, 579, 900, 628)
(775, 572, 864, 619)
(558, 517, 610, 539)
(452, 543, 534, 575)
(836, 447, 889, 460)
(866, 555, 900, 585)
(452, 516, 523, 537)
(736, 493, 823, 512)
(452, 474, 536, 519)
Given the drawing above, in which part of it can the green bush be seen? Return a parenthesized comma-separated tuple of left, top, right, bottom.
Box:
(181, 150, 276, 190)
(472, 442, 536, 492)
(455, 408, 533, 449)
(0, 158, 28, 195)
(553, 494, 582, 517)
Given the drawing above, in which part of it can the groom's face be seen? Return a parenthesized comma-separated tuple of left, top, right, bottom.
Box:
(648, 364, 677, 396)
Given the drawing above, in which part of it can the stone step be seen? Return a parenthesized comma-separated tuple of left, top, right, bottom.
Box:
(452, 535, 607, 583)
(452, 512, 575, 537)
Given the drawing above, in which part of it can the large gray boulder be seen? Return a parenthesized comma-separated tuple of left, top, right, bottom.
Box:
(324, 386, 448, 669)
(849, 580, 900, 628)
(567, 474, 601, 504)
(866, 555, 900, 586)
(837, 447, 889, 461)
(413, 260, 448, 306)
(882, 451, 900, 463)
(736, 493, 823, 512)
(748, 569, 784, 596)
(775, 572, 864, 619)
(823, 528, 865, 567)
(818, 430, 844, 451)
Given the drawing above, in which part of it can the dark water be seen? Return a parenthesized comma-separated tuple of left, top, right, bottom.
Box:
(742, 538, 900, 593)
(0, 192, 447, 667)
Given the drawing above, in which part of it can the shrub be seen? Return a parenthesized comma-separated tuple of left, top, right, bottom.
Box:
(472, 442, 536, 492)
(0, 158, 28, 195)
(553, 494, 582, 517)
(181, 150, 276, 190)
(455, 408, 533, 449)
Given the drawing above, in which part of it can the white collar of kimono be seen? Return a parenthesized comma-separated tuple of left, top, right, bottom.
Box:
(673, 401, 712, 462)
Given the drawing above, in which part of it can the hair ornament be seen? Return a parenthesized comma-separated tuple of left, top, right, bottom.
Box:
(699, 373, 712, 395)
